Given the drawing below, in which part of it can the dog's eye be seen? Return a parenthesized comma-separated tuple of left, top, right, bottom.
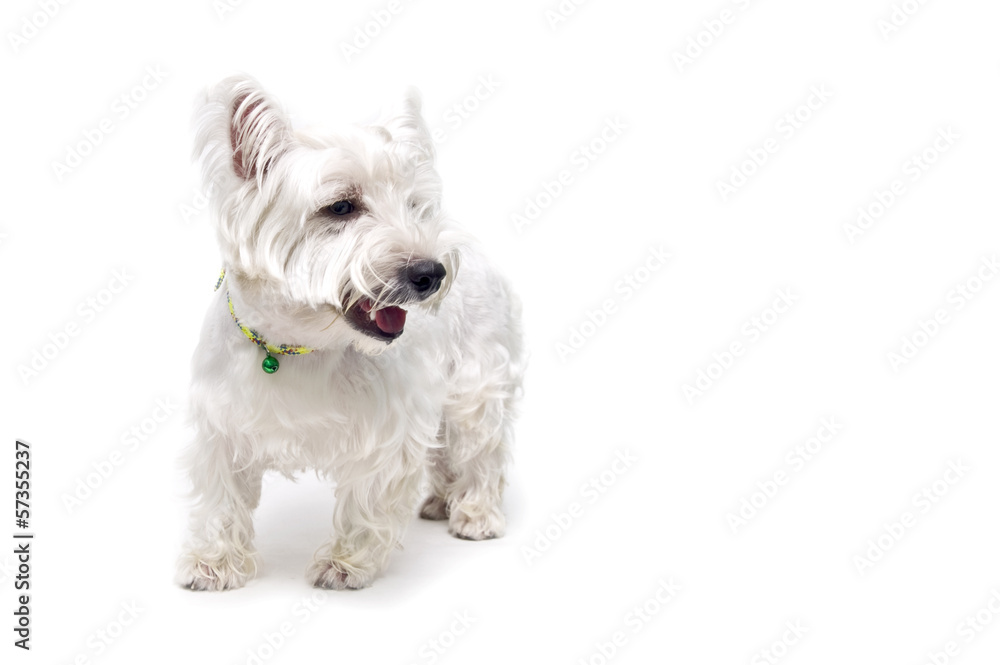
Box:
(327, 200, 354, 216)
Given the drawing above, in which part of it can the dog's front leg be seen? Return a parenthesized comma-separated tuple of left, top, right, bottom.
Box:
(307, 458, 422, 590)
(176, 438, 263, 591)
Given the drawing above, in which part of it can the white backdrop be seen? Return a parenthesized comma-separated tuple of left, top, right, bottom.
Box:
(3, 0, 1000, 663)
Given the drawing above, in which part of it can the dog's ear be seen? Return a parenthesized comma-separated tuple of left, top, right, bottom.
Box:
(195, 75, 291, 185)
(381, 87, 436, 165)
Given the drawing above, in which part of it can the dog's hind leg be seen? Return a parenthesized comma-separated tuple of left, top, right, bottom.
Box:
(418, 432, 454, 521)
(439, 409, 510, 541)
(421, 282, 525, 540)
(433, 346, 524, 541)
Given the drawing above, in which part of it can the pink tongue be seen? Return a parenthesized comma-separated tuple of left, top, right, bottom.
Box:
(374, 306, 406, 334)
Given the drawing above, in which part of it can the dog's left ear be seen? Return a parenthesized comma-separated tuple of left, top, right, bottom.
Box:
(195, 74, 292, 186)
(381, 88, 436, 165)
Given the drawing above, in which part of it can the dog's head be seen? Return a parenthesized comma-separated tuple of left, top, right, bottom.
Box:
(195, 75, 461, 354)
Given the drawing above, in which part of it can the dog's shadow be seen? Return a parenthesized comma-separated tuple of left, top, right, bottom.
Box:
(252, 471, 515, 600)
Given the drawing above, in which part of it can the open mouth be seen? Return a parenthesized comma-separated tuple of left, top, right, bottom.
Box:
(345, 297, 407, 341)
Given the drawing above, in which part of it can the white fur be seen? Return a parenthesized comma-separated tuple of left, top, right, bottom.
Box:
(176, 75, 525, 591)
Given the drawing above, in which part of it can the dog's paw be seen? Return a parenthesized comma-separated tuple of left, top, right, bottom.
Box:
(419, 495, 450, 520)
(176, 549, 256, 591)
(306, 556, 375, 590)
(448, 507, 505, 541)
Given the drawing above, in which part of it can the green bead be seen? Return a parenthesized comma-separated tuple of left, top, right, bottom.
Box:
(262, 355, 279, 374)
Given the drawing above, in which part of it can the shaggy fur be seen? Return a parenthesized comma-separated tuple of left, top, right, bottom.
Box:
(176, 75, 525, 591)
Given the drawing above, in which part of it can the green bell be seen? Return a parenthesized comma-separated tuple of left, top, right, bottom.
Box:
(262, 354, 279, 374)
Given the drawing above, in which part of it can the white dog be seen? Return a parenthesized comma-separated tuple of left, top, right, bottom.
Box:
(176, 75, 525, 591)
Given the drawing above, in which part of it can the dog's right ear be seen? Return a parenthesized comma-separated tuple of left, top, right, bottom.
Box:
(194, 75, 291, 186)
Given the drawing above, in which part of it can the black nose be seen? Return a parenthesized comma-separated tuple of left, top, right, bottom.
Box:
(406, 260, 446, 296)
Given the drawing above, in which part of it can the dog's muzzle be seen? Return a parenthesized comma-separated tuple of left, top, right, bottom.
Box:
(343, 260, 447, 342)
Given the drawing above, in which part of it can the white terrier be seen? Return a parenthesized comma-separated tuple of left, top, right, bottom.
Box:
(176, 75, 525, 590)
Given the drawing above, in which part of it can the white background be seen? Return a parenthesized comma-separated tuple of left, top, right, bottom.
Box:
(3, 0, 1000, 663)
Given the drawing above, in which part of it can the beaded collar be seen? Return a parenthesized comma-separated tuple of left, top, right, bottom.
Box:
(215, 270, 314, 373)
